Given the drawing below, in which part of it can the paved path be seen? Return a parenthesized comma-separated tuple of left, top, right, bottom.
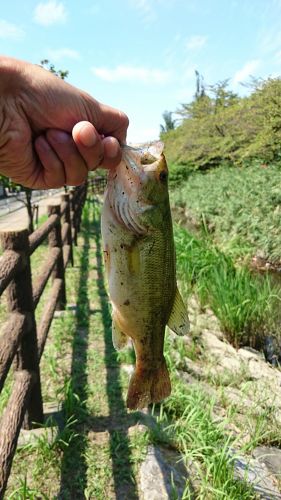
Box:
(0, 191, 63, 231)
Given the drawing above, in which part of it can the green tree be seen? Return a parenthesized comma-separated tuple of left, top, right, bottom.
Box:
(40, 59, 69, 80)
(160, 111, 176, 135)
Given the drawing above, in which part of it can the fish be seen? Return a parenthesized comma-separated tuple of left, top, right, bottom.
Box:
(101, 142, 190, 410)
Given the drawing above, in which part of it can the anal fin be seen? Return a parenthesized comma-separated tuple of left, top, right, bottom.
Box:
(167, 287, 190, 336)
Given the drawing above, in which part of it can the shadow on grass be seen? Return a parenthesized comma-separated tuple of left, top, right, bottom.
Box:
(58, 198, 139, 499)
(58, 204, 92, 498)
(92, 201, 139, 500)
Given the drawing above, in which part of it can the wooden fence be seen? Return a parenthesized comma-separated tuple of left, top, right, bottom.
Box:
(91, 175, 107, 194)
(0, 182, 88, 497)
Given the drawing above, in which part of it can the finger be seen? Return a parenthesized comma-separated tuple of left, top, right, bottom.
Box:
(34, 135, 66, 188)
(46, 129, 88, 186)
(72, 121, 104, 170)
(101, 136, 122, 169)
(95, 105, 129, 143)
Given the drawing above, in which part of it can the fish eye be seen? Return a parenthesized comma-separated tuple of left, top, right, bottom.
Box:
(159, 170, 168, 182)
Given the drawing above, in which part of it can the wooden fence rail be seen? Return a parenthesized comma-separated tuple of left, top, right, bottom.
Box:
(0, 182, 89, 497)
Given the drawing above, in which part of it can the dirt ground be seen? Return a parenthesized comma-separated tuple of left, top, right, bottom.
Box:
(0, 191, 63, 231)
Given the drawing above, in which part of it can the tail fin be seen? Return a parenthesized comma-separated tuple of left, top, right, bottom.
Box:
(126, 358, 171, 410)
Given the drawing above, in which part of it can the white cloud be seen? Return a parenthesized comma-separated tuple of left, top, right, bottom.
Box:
(46, 48, 80, 61)
(33, 1, 67, 26)
(91, 65, 171, 84)
(232, 60, 261, 85)
(130, 0, 154, 23)
(0, 19, 25, 40)
(259, 26, 281, 55)
(129, 0, 175, 24)
(186, 35, 207, 51)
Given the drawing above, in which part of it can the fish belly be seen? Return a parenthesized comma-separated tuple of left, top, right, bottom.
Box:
(101, 193, 175, 349)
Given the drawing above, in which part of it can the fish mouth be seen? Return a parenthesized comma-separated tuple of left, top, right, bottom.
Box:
(122, 142, 164, 167)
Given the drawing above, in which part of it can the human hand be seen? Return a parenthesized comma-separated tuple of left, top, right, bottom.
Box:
(0, 56, 129, 188)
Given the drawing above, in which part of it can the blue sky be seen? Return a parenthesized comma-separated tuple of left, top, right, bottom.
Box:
(1, 0, 281, 143)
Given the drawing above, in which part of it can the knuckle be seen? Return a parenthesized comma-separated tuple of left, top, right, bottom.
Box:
(120, 111, 129, 129)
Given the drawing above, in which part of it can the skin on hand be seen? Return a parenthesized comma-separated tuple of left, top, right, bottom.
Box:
(0, 56, 129, 189)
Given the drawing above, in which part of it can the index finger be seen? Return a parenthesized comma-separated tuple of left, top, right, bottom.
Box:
(95, 103, 129, 143)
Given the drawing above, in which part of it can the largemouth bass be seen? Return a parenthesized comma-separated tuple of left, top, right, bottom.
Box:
(101, 142, 189, 410)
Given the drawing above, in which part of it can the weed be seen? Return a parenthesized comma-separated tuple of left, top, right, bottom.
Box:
(8, 476, 49, 499)
(175, 225, 280, 347)
(153, 375, 255, 499)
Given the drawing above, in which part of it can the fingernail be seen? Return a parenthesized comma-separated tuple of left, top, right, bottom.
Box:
(79, 125, 97, 147)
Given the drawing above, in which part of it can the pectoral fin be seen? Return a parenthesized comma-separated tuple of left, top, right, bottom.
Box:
(167, 287, 190, 336)
(112, 316, 129, 351)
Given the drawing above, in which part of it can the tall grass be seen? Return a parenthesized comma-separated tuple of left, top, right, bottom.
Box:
(174, 225, 280, 347)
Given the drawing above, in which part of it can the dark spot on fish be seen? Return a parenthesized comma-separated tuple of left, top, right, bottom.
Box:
(148, 241, 155, 254)
(120, 244, 124, 249)
(120, 282, 123, 286)
(159, 170, 168, 182)
(122, 191, 125, 195)
(123, 299, 130, 305)
(114, 174, 118, 179)
(126, 165, 129, 170)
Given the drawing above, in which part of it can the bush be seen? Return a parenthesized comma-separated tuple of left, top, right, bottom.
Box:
(168, 163, 192, 187)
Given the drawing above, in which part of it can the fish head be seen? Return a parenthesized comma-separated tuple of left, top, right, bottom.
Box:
(107, 142, 170, 233)
(121, 141, 169, 202)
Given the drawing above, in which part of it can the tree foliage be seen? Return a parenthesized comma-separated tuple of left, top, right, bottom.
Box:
(40, 59, 69, 80)
(160, 110, 176, 135)
(162, 76, 281, 169)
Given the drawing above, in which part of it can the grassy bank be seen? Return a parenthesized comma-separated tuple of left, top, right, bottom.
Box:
(169, 162, 281, 263)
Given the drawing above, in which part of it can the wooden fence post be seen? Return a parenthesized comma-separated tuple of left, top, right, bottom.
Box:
(61, 193, 74, 266)
(76, 187, 82, 236)
(77, 182, 87, 233)
(47, 205, 66, 310)
(69, 189, 77, 246)
(0, 230, 44, 429)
